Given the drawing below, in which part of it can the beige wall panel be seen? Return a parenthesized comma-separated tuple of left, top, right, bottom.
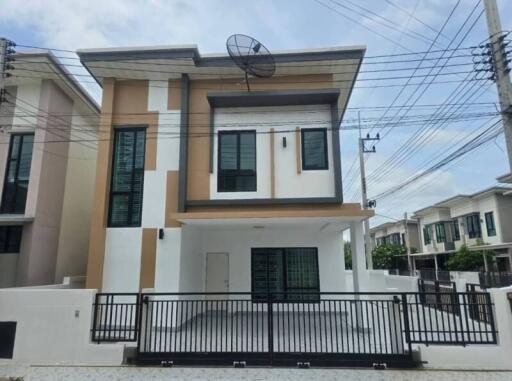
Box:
(168, 79, 182, 110)
(139, 228, 157, 290)
(86, 78, 115, 290)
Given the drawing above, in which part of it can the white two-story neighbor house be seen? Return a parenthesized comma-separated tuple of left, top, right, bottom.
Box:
(0, 52, 99, 288)
(76, 44, 373, 296)
(412, 186, 512, 271)
(370, 219, 420, 252)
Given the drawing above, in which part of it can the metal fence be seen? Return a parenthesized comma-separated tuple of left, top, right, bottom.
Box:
(91, 293, 140, 343)
(406, 291, 496, 345)
(479, 272, 512, 288)
(417, 279, 460, 315)
(91, 291, 497, 367)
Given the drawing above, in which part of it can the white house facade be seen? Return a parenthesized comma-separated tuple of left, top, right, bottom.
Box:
(75, 44, 373, 298)
(412, 186, 512, 271)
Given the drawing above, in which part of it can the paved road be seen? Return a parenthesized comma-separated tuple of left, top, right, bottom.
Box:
(1, 365, 511, 381)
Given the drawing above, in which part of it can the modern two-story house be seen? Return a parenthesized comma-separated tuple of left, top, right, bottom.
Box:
(412, 186, 512, 272)
(77, 44, 373, 296)
(0, 52, 99, 287)
(370, 219, 420, 252)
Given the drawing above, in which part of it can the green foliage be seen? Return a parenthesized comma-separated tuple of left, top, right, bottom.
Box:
(344, 241, 352, 270)
(371, 244, 407, 270)
(444, 243, 495, 271)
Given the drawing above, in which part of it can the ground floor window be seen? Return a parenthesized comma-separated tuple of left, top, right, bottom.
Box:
(0, 226, 22, 253)
(251, 247, 319, 302)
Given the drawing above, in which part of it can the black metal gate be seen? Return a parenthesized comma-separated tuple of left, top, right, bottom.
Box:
(91, 291, 497, 368)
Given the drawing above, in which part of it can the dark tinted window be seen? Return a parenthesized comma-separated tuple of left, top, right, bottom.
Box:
(251, 247, 319, 302)
(108, 128, 145, 227)
(1, 134, 34, 214)
(0, 226, 22, 253)
(301, 128, 328, 170)
(465, 214, 481, 239)
(485, 212, 496, 237)
(218, 131, 256, 192)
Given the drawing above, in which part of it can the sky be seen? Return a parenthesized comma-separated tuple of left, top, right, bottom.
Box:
(1, 0, 511, 227)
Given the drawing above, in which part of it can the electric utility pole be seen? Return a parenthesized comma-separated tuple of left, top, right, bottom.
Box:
(403, 211, 413, 273)
(0, 38, 15, 108)
(359, 131, 379, 269)
(482, 0, 512, 173)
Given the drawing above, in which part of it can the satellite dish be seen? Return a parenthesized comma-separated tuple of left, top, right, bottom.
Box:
(226, 34, 275, 91)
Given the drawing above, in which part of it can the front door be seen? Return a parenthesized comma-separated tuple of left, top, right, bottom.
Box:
(205, 252, 229, 296)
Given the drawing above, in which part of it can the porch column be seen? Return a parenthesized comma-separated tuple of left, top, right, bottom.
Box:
(350, 221, 367, 293)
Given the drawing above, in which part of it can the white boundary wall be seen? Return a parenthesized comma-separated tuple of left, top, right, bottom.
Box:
(0, 288, 123, 365)
(419, 287, 512, 370)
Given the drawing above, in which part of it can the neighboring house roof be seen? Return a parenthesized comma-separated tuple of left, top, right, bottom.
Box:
(6, 51, 100, 115)
(497, 172, 512, 185)
(412, 185, 512, 218)
(370, 219, 417, 234)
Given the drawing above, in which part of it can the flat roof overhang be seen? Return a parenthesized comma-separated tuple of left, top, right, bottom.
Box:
(76, 44, 366, 86)
(0, 215, 34, 226)
(469, 242, 512, 251)
(171, 203, 373, 231)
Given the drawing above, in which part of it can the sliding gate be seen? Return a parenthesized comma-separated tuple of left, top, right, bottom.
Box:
(91, 291, 497, 368)
(135, 292, 413, 367)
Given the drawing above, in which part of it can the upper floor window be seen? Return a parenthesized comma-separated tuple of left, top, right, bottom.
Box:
(465, 213, 481, 239)
(484, 212, 496, 237)
(108, 128, 145, 227)
(452, 220, 461, 241)
(1, 134, 34, 214)
(390, 233, 401, 245)
(0, 226, 22, 253)
(301, 128, 328, 170)
(423, 225, 432, 245)
(435, 223, 446, 243)
(218, 130, 256, 192)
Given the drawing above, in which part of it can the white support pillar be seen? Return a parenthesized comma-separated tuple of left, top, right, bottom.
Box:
(350, 220, 367, 293)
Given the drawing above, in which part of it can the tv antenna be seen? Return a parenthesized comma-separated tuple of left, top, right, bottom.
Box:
(226, 34, 275, 91)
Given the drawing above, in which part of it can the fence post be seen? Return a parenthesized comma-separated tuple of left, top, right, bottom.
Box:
(267, 293, 274, 360)
(92, 293, 100, 343)
(401, 293, 412, 355)
(389, 295, 404, 354)
(137, 294, 152, 355)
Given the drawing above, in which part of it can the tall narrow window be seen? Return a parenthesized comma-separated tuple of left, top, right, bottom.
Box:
(485, 212, 496, 237)
(435, 223, 446, 243)
(0, 226, 22, 253)
(217, 130, 256, 192)
(465, 213, 481, 239)
(452, 220, 461, 241)
(423, 225, 432, 245)
(301, 128, 328, 170)
(1, 134, 34, 214)
(108, 128, 146, 227)
(251, 248, 319, 302)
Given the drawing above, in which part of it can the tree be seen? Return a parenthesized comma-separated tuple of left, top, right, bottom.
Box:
(371, 244, 407, 270)
(444, 242, 495, 271)
(344, 241, 352, 269)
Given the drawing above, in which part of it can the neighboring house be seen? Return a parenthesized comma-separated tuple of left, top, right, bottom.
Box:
(412, 186, 512, 272)
(77, 43, 373, 295)
(0, 52, 99, 287)
(370, 219, 420, 252)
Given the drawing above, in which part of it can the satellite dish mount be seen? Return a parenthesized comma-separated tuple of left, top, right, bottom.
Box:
(226, 34, 276, 91)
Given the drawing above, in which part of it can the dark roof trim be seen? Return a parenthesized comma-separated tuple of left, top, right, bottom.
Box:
(207, 89, 340, 108)
(187, 197, 340, 207)
(77, 47, 365, 66)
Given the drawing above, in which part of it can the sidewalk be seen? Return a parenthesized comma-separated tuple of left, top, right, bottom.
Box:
(1, 365, 511, 381)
